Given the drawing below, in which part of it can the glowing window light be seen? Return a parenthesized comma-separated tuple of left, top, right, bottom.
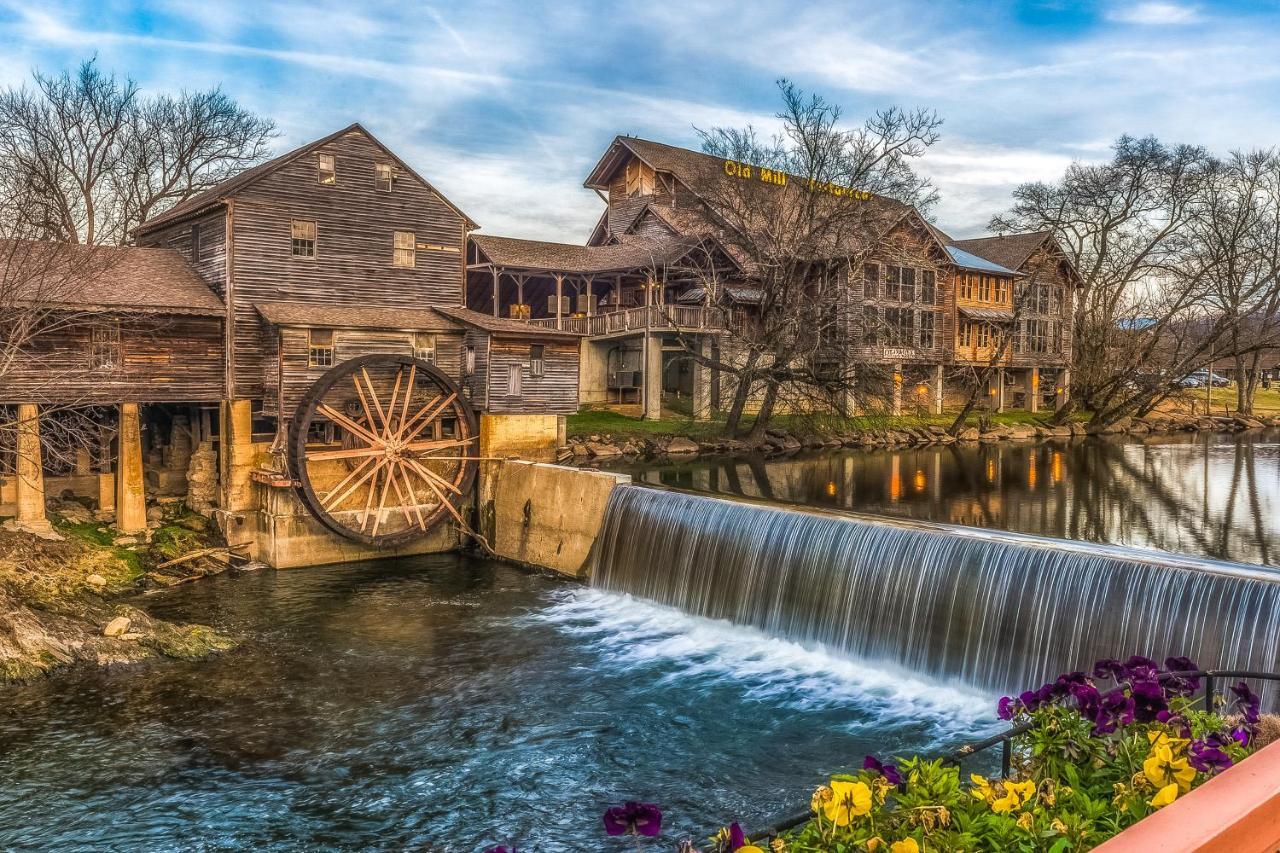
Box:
(913, 469, 927, 492)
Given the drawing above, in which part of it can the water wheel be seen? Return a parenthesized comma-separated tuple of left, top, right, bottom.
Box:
(288, 354, 479, 546)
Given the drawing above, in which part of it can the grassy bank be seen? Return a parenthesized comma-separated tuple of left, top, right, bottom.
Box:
(0, 510, 237, 683)
(567, 406, 1087, 443)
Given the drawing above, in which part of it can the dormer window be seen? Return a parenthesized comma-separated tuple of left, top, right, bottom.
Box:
(376, 163, 393, 192)
(318, 153, 336, 185)
(625, 160, 655, 197)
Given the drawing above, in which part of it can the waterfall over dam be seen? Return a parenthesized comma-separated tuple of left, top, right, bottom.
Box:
(588, 485, 1280, 698)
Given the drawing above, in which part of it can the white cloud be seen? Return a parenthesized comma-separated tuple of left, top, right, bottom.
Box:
(1107, 2, 1202, 25)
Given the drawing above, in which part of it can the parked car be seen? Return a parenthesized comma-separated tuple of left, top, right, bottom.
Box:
(1179, 369, 1230, 388)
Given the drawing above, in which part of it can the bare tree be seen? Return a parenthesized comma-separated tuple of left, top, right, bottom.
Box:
(660, 80, 942, 438)
(0, 58, 275, 246)
(991, 136, 1237, 425)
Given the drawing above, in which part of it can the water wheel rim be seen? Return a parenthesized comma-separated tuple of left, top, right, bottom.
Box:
(288, 353, 478, 547)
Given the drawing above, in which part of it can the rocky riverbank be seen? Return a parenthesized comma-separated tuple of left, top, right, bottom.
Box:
(561, 412, 1280, 465)
(0, 505, 239, 683)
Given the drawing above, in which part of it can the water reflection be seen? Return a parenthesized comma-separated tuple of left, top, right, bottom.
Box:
(618, 430, 1280, 566)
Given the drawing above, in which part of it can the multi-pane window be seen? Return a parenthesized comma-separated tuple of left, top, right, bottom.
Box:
(318, 153, 336, 185)
(996, 277, 1010, 304)
(308, 328, 335, 367)
(89, 320, 122, 370)
(1020, 319, 1058, 354)
(918, 310, 937, 349)
(884, 265, 901, 300)
(375, 163, 393, 192)
(291, 219, 316, 257)
(862, 305, 880, 346)
(863, 263, 880, 298)
(530, 344, 545, 378)
(394, 231, 416, 268)
(900, 267, 915, 303)
(921, 269, 936, 304)
(414, 332, 436, 363)
(884, 306, 915, 346)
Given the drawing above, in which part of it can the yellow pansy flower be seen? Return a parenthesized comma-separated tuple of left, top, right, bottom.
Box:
(1144, 742, 1196, 793)
(970, 773, 994, 801)
(824, 780, 873, 826)
(1006, 780, 1036, 804)
(1017, 812, 1035, 832)
(1051, 818, 1069, 834)
(737, 847, 766, 853)
(811, 785, 833, 813)
(889, 839, 919, 853)
(866, 838, 885, 852)
(991, 791, 1020, 814)
(1150, 783, 1179, 808)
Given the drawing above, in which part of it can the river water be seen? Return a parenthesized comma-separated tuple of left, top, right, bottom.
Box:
(613, 429, 1280, 567)
(0, 556, 992, 851)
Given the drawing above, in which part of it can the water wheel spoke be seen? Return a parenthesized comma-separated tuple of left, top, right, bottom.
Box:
(352, 374, 379, 437)
(370, 462, 396, 537)
(383, 368, 405, 439)
(408, 460, 466, 528)
(306, 445, 384, 462)
(360, 463, 383, 530)
(396, 461, 429, 531)
(320, 456, 379, 511)
(395, 394, 441, 442)
(386, 463, 417, 530)
(318, 403, 385, 448)
(404, 437, 476, 455)
(361, 367, 391, 435)
(400, 392, 458, 443)
(403, 456, 463, 496)
(398, 364, 417, 436)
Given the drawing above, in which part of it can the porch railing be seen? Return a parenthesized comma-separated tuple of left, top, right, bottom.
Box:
(525, 305, 730, 336)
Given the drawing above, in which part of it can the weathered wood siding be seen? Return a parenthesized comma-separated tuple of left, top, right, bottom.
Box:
(137, 209, 229, 300)
(1010, 246, 1074, 369)
(229, 128, 468, 400)
(267, 327, 465, 418)
(486, 339, 578, 414)
(1, 314, 224, 404)
(460, 329, 491, 410)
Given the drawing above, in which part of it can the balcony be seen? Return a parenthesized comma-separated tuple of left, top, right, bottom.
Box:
(527, 305, 730, 338)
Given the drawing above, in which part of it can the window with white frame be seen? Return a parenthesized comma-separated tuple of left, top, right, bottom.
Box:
(291, 219, 316, 257)
(394, 231, 416, 268)
(530, 344, 545, 377)
(318, 153, 336, 185)
(308, 328, 335, 367)
(414, 332, 436, 363)
(375, 163, 393, 192)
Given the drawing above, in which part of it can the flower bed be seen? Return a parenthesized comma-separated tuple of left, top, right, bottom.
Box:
(541, 654, 1266, 853)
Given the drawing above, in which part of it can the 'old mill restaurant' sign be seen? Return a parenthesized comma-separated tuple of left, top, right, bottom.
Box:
(723, 159, 874, 200)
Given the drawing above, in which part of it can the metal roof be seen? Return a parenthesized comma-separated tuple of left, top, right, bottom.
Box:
(945, 246, 1023, 276)
(959, 306, 1017, 322)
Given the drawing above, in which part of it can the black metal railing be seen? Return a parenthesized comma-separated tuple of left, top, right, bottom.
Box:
(742, 668, 1279, 842)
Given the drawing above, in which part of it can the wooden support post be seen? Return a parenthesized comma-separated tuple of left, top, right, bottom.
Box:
(221, 399, 256, 517)
(933, 364, 945, 416)
(692, 337, 712, 422)
(555, 273, 564, 331)
(892, 363, 903, 417)
(1027, 367, 1040, 413)
(1057, 368, 1071, 410)
(996, 367, 1007, 413)
(491, 267, 500, 318)
(116, 403, 147, 535)
(14, 403, 54, 535)
(643, 332, 663, 421)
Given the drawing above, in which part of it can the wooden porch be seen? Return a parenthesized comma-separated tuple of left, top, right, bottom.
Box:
(527, 305, 729, 338)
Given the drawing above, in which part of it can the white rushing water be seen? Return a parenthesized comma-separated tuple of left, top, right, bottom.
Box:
(588, 485, 1280, 703)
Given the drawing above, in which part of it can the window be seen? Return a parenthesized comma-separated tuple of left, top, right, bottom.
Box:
(394, 231, 416, 268)
(414, 332, 436, 363)
(318, 153, 336, 185)
(292, 219, 316, 257)
(885, 306, 915, 346)
(308, 328, 335, 367)
(960, 272, 975, 301)
(375, 163, 393, 192)
(918, 310, 936, 349)
(863, 263, 880, 298)
(530, 344, 545, 378)
(547, 294, 571, 315)
(505, 363, 522, 397)
(190, 223, 201, 260)
(89, 320, 121, 370)
(900, 267, 916, 303)
(997, 277, 1010, 304)
(885, 265, 901, 300)
(862, 305, 880, 345)
(464, 345, 476, 376)
(920, 269, 935, 304)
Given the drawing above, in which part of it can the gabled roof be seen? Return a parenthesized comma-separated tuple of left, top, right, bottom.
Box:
(469, 233, 702, 275)
(255, 301, 462, 332)
(945, 245, 1023, 276)
(952, 231, 1054, 273)
(1, 240, 224, 315)
(434, 306, 583, 341)
(134, 123, 477, 236)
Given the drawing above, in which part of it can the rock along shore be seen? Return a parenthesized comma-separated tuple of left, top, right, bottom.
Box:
(560, 412, 1280, 466)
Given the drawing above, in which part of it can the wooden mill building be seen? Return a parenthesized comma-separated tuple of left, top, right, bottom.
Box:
(465, 136, 1079, 419)
(1, 124, 576, 566)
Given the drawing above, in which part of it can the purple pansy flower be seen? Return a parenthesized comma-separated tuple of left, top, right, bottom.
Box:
(1189, 735, 1234, 775)
(1229, 681, 1261, 727)
(1131, 679, 1168, 723)
(1093, 687, 1135, 734)
(1232, 726, 1251, 747)
(997, 695, 1017, 720)
(486, 847, 516, 853)
(863, 755, 903, 786)
(727, 822, 747, 850)
(1069, 681, 1102, 719)
(1124, 655, 1160, 680)
(603, 801, 662, 837)
(1093, 658, 1127, 681)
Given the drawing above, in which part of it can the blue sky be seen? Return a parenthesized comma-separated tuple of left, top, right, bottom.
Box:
(2, 0, 1279, 242)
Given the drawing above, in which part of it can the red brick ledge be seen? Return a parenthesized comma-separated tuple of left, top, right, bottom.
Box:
(1094, 738, 1280, 852)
